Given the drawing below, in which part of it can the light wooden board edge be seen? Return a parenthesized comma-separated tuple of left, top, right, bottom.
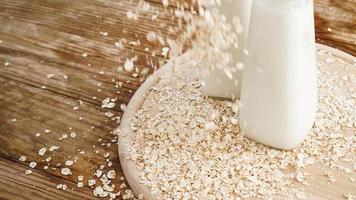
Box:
(116, 44, 355, 200)
(116, 51, 199, 199)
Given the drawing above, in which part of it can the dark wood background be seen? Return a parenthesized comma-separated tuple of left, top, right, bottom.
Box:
(0, 0, 355, 199)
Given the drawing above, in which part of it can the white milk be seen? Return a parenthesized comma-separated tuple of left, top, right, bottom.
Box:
(240, 0, 317, 150)
(200, 0, 252, 99)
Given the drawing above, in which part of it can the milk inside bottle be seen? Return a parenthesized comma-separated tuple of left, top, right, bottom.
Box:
(199, 0, 252, 99)
(240, 0, 317, 150)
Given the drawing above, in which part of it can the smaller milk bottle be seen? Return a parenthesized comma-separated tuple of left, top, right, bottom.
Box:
(199, 0, 252, 99)
(240, 0, 317, 150)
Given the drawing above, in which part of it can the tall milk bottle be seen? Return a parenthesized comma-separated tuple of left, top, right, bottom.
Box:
(199, 0, 252, 99)
(240, 0, 317, 150)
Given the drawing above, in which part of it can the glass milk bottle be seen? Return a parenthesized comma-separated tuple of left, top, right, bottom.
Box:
(200, 0, 252, 99)
(240, 0, 317, 150)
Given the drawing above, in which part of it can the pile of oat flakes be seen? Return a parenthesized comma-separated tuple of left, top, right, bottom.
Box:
(123, 1, 355, 199)
(127, 48, 355, 199)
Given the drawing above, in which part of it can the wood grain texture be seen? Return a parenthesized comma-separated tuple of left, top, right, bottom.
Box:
(0, 0, 355, 199)
(0, 157, 96, 200)
(314, 0, 356, 56)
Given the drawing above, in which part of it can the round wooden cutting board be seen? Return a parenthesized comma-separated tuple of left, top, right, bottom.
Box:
(116, 44, 355, 200)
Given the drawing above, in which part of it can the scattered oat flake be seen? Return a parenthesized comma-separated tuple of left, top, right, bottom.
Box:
(65, 160, 74, 166)
(115, 41, 123, 48)
(105, 111, 114, 118)
(19, 155, 26, 162)
(61, 167, 71, 175)
(344, 193, 354, 200)
(93, 186, 104, 196)
(38, 147, 47, 156)
(25, 169, 32, 175)
(161, 47, 170, 57)
(107, 170, 116, 179)
(120, 104, 126, 111)
(78, 175, 84, 181)
(59, 134, 68, 140)
(95, 169, 103, 177)
(120, 182, 126, 189)
(49, 145, 60, 151)
(102, 98, 115, 109)
(100, 31, 108, 36)
(62, 184, 67, 190)
(29, 162, 37, 168)
(81, 53, 88, 57)
(124, 58, 134, 72)
(46, 74, 54, 79)
(88, 179, 96, 186)
(77, 182, 84, 188)
(70, 132, 77, 138)
(126, 11, 138, 20)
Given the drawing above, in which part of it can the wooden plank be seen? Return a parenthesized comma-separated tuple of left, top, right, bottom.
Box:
(314, 0, 356, 55)
(0, 0, 177, 55)
(0, 0, 171, 105)
(0, 156, 97, 200)
(0, 76, 128, 198)
(0, 39, 148, 107)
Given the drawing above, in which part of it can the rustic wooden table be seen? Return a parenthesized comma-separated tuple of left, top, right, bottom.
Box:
(0, 0, 355, 199)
